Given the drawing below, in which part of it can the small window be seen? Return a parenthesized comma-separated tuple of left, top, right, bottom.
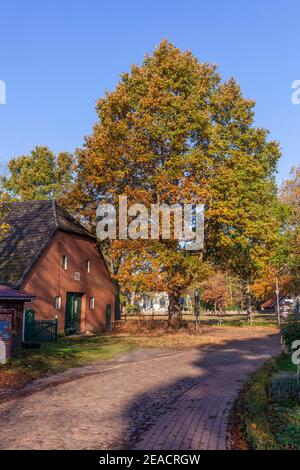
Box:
(86, 260, 91, 273)
(62, 255, 68, 270)
(54, 296, 62, 309)
(89, 297, 95, 310)
(74, 272, 81, 281)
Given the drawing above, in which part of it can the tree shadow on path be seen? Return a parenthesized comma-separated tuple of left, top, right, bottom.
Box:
(116, 331, 280, 450)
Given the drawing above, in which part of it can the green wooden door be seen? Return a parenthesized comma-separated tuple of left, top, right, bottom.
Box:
(65, 293, 82, 333)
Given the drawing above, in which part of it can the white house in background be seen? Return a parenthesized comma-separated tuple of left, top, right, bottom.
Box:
(139, 292, 169, 314)
(138, 292, 194, 315)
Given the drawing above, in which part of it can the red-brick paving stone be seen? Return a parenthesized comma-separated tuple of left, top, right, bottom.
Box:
(0, 328, 279, 450)
(133, 331, 280, 451)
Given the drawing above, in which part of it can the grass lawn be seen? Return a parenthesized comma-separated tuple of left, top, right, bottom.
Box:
(0, 335, 136, 392)
(229, 354, 300, 450)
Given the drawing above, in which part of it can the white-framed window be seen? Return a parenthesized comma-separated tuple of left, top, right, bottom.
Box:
(54, 296, 62, 309)
(62, 255, 68, 270)
(74, 272, 81, 281)
(86, 260, 91, 273)
(89, 297, 95, 310)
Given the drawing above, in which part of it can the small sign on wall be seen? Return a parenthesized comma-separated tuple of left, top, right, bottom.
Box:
(0, 340, 6, 364)
(0, 317, 11, 364)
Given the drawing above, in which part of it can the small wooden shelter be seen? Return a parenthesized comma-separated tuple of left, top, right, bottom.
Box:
(0, 285, 34, 361)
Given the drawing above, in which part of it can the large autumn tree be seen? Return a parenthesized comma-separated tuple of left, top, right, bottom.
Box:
(1, 146, 76, 202)
(252, 165, 300, 300)
(200, 270, 246, 313)
(279, 166, 300, 293)
(74, 40, 281, 317)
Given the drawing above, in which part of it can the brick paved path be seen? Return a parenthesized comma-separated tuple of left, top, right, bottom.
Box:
(0, 328, 279, 450)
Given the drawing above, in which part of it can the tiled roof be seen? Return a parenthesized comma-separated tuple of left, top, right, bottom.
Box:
(0, 285, 35, 300)
(0, 200, 95, 287)
(261, 294, 285, 309)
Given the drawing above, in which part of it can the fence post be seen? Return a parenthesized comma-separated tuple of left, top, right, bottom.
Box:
(194, 289, 200, 328)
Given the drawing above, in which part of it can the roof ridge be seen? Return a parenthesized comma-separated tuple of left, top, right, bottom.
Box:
(52, 199, 59, 228)
(0, 200, 57, 287)
(0, 200, 96, 287)
(55, 203, 96, 240)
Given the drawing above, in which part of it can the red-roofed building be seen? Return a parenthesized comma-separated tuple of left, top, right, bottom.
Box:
(0, 285, 35, 352)
(0, 285, 34, 301)
(260, 293, 294, 315)
(260, 294, 285, 311)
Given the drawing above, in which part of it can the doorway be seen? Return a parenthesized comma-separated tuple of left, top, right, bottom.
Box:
(65, 293, 83, 333)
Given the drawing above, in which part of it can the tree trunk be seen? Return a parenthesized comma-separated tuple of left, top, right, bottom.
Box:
(110, 257, 122, 321)
(131, 291, 136, 306)
(246, 281, 254, 324)
(229, 277, 233, 305)
(168, 292, 181, 323)
(246, 282, 252, 314)
(113, 279, 121, 321)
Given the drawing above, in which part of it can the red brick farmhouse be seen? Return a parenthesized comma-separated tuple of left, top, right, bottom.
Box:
(0, 200, 115, 334)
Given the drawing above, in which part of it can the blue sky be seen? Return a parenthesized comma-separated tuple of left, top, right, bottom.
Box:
(0, 0, 299, 183)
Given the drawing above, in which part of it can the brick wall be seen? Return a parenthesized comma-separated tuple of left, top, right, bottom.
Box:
(22, 230, 115, 333)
